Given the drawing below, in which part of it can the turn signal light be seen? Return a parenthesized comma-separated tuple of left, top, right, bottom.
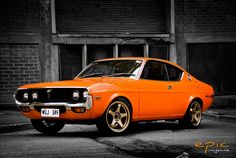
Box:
(19, 106, 30, 112)
(71, 107, 86, 113)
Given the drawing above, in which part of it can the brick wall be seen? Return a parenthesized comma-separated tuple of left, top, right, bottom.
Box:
(0, 44, 40, 105)
(175, 0, 236, 33)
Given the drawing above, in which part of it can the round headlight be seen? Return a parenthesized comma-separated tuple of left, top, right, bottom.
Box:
(83, 91, 89, 98)
(32, 92, 38, 100)
(23, 93, 28, 100)
(72, 90, 79, 100)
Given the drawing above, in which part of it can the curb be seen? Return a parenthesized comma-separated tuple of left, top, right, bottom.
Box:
(0, 104, 18, 111)
(0, 123, 32, 134)
(203, 111, 236, 122)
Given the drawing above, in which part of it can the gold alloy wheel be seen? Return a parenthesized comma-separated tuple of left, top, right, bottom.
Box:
(105, 101, 131, 133)
(190, 101, 202, 126)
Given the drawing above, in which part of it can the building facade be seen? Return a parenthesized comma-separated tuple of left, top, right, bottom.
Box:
(0, 0, 236, 106)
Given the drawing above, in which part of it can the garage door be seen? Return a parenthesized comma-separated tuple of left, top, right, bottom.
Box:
(187, 43, 236, 95)
(55, 0, 166, 33)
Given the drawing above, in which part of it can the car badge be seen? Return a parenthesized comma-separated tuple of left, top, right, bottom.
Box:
(47, 89, 53, 98)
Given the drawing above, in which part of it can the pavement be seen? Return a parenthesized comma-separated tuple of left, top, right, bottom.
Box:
(0, 110, 32, 133)
(0, 95, 236, 133)
(203, 95, 236, 122)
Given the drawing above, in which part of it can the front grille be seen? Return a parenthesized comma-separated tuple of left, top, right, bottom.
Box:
(15, 88, 87, 104)
(34, 106, 66, 114)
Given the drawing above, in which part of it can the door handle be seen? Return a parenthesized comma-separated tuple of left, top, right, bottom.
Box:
(167, 85, 172, 90)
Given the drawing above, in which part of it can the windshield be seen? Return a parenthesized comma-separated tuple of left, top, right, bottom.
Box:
(77, 60, 143, 78)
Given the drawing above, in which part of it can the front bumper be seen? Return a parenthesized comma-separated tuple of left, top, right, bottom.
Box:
(14, 95, 97, 120)
(15, 94, 93, 109)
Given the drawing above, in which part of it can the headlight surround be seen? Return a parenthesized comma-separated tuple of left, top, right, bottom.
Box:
(72, 90, 79, 100)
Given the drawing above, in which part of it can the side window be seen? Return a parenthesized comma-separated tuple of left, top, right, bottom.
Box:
(141, 61, 168, 81)
(166, 64, 183, 81)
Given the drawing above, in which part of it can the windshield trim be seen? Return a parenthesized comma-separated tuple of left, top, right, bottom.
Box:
(75, 59, 144, 80)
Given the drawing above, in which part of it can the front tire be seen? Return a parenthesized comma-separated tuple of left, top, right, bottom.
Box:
(179, 100, 202, 128)
(31, 120, 65, 134)
(96, 98, 132, 134)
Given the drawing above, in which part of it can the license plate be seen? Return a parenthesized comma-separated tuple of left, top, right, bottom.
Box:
(41, 108, 59, 118)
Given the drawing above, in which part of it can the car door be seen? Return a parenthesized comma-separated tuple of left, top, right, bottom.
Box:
(165, 63, 190, 117)
(138, 60, 174, 119)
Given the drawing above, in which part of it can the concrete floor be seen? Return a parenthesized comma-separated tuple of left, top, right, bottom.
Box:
(0, 116, 235, 158)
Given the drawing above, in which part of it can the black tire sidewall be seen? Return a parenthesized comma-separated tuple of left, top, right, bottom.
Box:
(31, 119, 65, 134)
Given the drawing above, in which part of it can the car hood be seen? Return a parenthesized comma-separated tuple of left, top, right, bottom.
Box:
(19, 77, 137, 91)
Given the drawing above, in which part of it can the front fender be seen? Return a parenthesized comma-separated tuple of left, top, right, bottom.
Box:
(88, 80, 139, 120)
(90, 91, 139, 121)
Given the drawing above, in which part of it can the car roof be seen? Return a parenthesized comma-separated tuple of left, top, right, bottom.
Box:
(95, 57, 185, 72)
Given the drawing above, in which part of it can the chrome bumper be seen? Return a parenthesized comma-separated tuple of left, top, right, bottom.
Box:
(15, 95, 93, 110)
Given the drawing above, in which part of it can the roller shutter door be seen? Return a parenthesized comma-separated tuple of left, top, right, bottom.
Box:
(0, 0, 39, 33)
(55, 0, 166, 34)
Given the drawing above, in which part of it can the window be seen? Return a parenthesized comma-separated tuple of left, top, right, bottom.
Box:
(59, 44, 171, 81)
(149, 45, 169, 60)
(166, 64, 183, 81)
(141, 61, 168, 81)
(60, 45, 82, 80)
(87, 45, 113, 64)
(119, 45, 144, 57)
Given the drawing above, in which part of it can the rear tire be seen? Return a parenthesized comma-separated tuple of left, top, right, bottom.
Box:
(179, 100, 202, 128)
(96, 98, 132, 135)
(31, 120, 65, 135)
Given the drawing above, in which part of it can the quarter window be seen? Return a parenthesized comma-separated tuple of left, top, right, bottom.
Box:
(166, 64, 183, 81)
(141, 61, 168, 81)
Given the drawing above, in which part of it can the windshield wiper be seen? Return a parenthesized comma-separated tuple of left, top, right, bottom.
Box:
(106, 73, 135, 77)
(79, 73, 104, 78)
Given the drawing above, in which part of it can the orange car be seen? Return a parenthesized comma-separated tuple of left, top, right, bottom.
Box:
(14, 58, 214, 134)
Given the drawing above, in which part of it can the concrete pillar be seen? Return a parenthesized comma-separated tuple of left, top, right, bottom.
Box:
(82, 44, 87, 69)
(144, 44, 149, 57)
(169, 42, 176, 63)
(176, 33, 187, 69)
(51, 0, 56, 34)
(113, 44, 118, 58)
(169, 0, 177, 63)
(51, 44, 59, 80)
(39, 0, 53, 82)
